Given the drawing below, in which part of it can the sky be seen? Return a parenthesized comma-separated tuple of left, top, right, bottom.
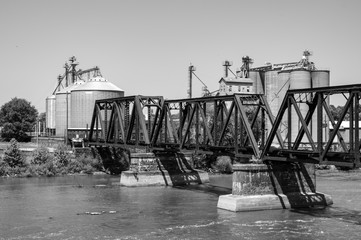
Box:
(0, 0, 360, 113)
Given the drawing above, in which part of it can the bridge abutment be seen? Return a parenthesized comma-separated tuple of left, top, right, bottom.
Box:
(120, 152, 209, 186)
(217, 162, 333, 212)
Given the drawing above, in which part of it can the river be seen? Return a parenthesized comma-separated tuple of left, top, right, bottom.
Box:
(1, 171, 361, 240)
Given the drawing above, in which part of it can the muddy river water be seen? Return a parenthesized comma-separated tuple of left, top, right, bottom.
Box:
(1, 171, 361, 239)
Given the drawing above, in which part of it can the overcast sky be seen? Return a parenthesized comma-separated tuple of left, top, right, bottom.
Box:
(1, 0, 360, 113)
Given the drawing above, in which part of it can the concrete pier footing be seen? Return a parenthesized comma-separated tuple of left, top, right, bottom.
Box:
(120, 152, 209, 186)
(217, 163, 333, 212)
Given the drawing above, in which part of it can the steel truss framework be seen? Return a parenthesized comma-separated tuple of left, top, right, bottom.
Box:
(88, 96, 164, 147)
(262, 84, 361, 168)
(88, 94, 278, 159)
(88, 84, 361, 167)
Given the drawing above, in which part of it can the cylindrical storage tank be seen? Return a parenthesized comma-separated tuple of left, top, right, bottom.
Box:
(55, 81, 84, 137)
(312, 70, 330, 88)
(249, 71, 263, 94)
(70, 76, 124, 132)
(311, 70, 330, 143)
(277, 70, 291, 140)
(264, 70, 279, 141)
(46, 95, 56, 134)
(289, 70, 311, 144)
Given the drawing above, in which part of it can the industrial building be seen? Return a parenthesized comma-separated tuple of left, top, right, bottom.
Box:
(45, 57, 124, 139)
(46, 52, 329, 145)
(214, 51, 330, 142)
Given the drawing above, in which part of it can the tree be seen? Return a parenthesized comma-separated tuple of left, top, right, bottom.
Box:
(0, 98, 38, 142)
(3, 138, 26, 168)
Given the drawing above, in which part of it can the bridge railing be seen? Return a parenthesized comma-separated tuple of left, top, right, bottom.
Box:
(262, 84, 361, 168)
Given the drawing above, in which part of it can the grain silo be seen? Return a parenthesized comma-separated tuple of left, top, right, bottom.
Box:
(276, 70, 291, 139)
(70, 76, 124, 131)
(311, 70, 330, 142)
(289, 70, 311, 143)
(45, 95, 56, 135)
(249, 71, 264, 94)
(264, 70, 280, 137)
(55, 80, 85, 137)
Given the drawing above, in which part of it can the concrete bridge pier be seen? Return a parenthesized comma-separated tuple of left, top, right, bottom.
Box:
(217, 162, 333, 212)
(120, 152, 209, 186)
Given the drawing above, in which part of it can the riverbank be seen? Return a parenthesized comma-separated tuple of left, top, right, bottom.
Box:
(0, 139, 104, 178)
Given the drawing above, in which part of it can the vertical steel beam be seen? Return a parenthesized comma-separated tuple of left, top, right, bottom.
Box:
(179, 102, 183, 141)
(203, 102, 207, 145)
(260, 105, 265, 149)
(234, 104, 239, 153)
(287, 95, 292, 149)
(350, 92, 354, 152)
(355, 92, 360, 166)
(213, 100, 217, 144)
(195, 103, 199, 150)
(317, 93, 323, 154)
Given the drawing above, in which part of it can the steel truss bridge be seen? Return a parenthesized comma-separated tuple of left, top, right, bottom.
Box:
(88, 84, 361, 168)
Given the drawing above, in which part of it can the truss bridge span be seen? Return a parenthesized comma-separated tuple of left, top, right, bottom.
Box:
(88, 84, 361, 168)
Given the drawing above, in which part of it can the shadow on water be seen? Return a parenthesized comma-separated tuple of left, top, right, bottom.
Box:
(157, 152, 203, 186)
(174, 183, 232, 196)
(291, 207, 361, 225)
(267, 162, 329, 208)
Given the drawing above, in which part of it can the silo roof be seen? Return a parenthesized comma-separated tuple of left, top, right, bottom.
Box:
(56, 80, 85, 95)
(46, 94, 56, 99)
(72, 76, 124, 92)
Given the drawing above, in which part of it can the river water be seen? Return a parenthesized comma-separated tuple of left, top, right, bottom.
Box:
(1, 171, 361, 240)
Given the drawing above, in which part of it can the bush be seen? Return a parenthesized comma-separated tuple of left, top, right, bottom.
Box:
(31, 145, 50, 165)
(53, 143, 71, 168)
(27, 161, 57, 177)
(0, 159, 9, 176)
(212, 156, 233, 174)
(3, 138, 26, 168)
(0, 141, 106, 177)
(193, 154, 212, 170)
(67, 154, 97, 174)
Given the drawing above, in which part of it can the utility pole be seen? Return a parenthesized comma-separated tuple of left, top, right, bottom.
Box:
(188, 64, 196, 98)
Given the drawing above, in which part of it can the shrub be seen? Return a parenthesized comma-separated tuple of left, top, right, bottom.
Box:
(193, 154, 212, 170)
(0, 159, 9, 176)
(3, 138, 26, 168)
(66, 154, 94, 174)
(31, 145, 50, 165)
(53, 143, 71, 168)
(213, 156, 233, 173)
(27, 160, 57, 177)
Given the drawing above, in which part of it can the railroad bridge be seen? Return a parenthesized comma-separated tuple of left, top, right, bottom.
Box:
(87, 84, 361, 211)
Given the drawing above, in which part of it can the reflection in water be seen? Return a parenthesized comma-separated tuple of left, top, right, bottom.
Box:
(0, 173, 361, 239)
